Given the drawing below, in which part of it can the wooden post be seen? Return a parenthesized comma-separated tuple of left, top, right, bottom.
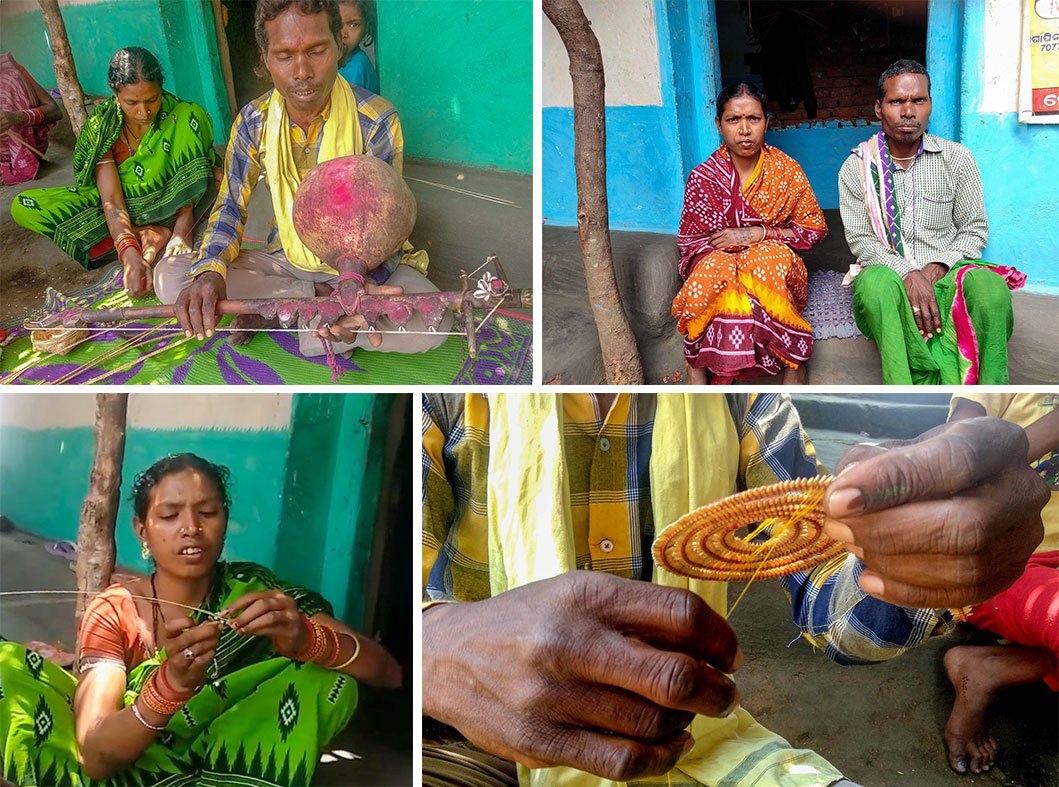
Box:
(37, 0, 88, 136)
(543, 0, 644, 385)
(74, 394, 129, 635)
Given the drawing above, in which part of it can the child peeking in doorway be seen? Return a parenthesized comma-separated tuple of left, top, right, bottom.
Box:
(337, 0, 380, 94)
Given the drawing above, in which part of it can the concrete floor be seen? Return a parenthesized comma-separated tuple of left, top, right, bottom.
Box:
(1, 113, 532, 335)
(542, 221, 1059, 385)
(0, 528, 411, 786)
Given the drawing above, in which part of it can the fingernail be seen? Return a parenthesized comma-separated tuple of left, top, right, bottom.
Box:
(859, 573, 884, 595)
(723, 689, 741, 717)
(731, 646, 744, 672)
(185, 330, 193, 338)
(823, 522, 856, 545)
(827, 488, 865, 516)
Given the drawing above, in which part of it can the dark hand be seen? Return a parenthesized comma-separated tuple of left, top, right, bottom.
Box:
(707, 227, 763, 250)
(315, 280, 404, 347)
(423, 571, 741, 781)
(823, 417, 1049, 608)
(902, 269, 942, 339)
(163, 616, 223, 694)
(923, 261, 948, 285)
(221, 590, 306, 653)
(122, 250, 153, 299)
(0, 110, 17, 133)
(175, 271, 225, 339)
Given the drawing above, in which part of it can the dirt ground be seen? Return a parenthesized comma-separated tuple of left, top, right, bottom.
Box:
(1, 115, 102, 324)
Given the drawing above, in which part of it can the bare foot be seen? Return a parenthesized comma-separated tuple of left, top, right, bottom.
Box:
(943, 644, 1052, 775)
(781, 363, 808, 385)
(228, 314, 279, 346)
(687, 366, 708, 385)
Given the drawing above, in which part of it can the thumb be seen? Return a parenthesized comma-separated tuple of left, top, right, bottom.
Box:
(365, 283, 405, 297)
(824, 417, 1027, 518)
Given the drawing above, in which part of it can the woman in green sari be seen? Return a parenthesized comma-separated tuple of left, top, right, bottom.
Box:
(10, 47, 220, 298)
(0, 453, 402, 786)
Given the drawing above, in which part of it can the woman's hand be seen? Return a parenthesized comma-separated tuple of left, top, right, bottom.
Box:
(162, 616, 223, 694)
(707, 227, 764, 249)
(122, 249, 153, 299)
(136, 224, 171, 267)
(221, 590, 308, 654)
(0, 110, 18, 133)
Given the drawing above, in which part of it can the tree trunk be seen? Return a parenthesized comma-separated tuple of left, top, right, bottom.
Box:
(543, 0, 644, 385)
(37, 0, 88, 136)
(74, 394, 128, 637)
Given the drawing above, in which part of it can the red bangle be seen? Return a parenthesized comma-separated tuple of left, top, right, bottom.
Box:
(20, 108, 45, 126)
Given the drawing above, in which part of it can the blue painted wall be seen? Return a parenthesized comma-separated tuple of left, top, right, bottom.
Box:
(960, 2, 1059, 295)
(543, 0, 1059, 293)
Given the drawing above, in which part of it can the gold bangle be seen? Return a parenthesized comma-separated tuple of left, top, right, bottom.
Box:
(330, 632, 361, 671)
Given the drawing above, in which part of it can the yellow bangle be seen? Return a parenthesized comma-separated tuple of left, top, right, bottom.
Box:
(330, 632, 361, 671)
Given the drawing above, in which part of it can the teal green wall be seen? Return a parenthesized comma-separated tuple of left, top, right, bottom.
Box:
(276, 394, 393, 625)
(0, 426, 290, 572)
(0, 394, 401, 624)
(376, 0, 532, 174)
(0, 0, 231, 145)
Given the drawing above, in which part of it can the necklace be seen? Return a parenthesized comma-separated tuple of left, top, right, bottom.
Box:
(122, 124, 145, 152)
(890, 153, 917, 161)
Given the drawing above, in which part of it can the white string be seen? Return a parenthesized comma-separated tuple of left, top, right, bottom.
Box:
(404, 177, 520, 207)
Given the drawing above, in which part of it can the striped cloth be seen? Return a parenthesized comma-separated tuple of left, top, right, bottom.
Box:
(838, 132, 988, 278)
(422, 393, 955, 665)
(191, 85, 402, 279)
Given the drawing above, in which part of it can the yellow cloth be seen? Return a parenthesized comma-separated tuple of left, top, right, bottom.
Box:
(485, 394, 842, 787)
(949, 393, 1059, 553)
(263, 74, 363, 274)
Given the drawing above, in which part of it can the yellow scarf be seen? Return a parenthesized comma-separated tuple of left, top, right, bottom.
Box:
(263, 75, 362, 274)
(485, 393, 843, 787)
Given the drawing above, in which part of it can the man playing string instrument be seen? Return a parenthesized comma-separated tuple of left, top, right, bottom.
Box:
(154, 0, 451, 356)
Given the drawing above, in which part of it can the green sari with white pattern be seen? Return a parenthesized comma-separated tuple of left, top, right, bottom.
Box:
(0, 562, 358, 786)
(9, 91, 218, 268)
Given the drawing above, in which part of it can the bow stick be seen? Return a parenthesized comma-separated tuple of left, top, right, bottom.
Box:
(30, 256, 532, 359)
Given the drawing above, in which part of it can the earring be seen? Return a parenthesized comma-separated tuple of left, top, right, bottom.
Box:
(141, 542, 151, 560)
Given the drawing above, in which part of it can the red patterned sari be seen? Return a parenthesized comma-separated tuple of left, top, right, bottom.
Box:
(672, 144, 827, 381)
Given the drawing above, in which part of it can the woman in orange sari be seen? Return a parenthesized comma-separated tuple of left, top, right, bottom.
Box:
(672, 82, 827, 384)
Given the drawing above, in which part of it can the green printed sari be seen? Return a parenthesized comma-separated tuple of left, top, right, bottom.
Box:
(9, 91, 219, 268)
(0, 562, 358, 786)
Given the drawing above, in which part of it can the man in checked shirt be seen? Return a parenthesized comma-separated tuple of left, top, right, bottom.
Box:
(153, 0, 451, 356)
(838, 59, 1022, 385)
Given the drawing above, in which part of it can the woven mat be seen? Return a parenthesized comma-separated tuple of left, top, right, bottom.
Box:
(0, 266, 532, 385)
(805, 269, 861, 340)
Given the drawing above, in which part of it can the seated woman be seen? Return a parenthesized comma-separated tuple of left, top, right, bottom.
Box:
(0, 52, 62, 185)
(10, 47, 220, 298)
(671, 82, 827, 385)
(0, 453, 401, 786)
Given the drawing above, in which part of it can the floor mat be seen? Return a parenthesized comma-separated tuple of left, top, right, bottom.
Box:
(805, 269, 861, 340)
(0, 266, 533, 385)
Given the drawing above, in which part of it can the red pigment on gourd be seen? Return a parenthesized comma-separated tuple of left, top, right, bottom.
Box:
(293, 155, 416, 270)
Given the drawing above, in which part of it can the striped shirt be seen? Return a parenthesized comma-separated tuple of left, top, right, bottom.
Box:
(423, 393, 955, 665)
(838, 133, 988, 278)
(191, 86, 403, 279)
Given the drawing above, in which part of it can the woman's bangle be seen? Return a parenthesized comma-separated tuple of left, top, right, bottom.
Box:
(156, 660, 195, 701)
(20, 108, 45, 126)
(328, 632, 362, 671)
(130, 698, 167, 731)
(139, 668, 187, 717)
(115, 231, 142, 263)
(275, 614, 328, 663)
(758, 225, 768, 242)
